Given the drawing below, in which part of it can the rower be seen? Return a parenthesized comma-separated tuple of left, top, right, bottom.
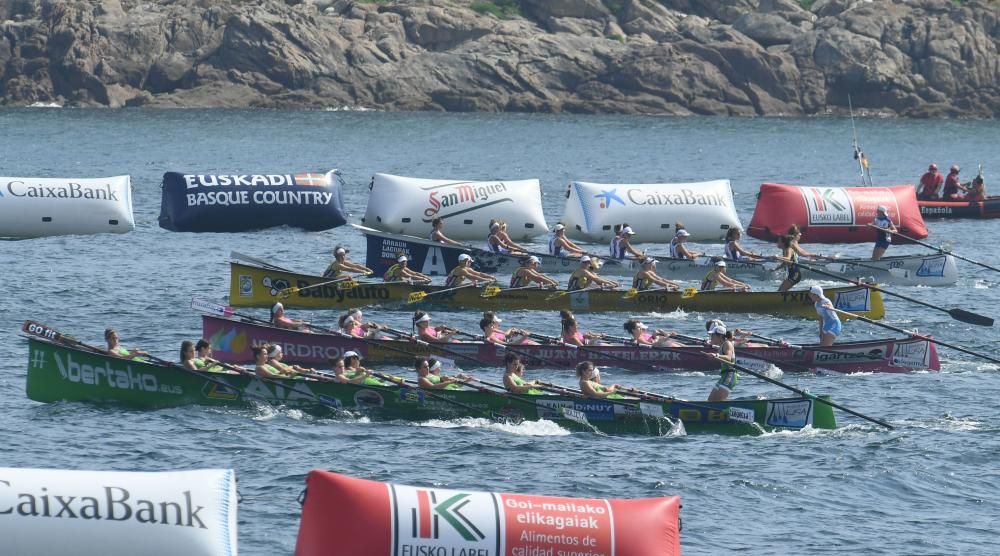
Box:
(339, 308, 382, 339)
(267, 344, 312, 377)
(576, 361, 625, 399)
(807, 285, 841, 347)
(668, 229, 700, 259)
(704, 319, 760, 348)
(917, 163, 943, 200)
(253, 345, 295, 379)
(510, 256, 558, 288)
(445, 253, 495, 287)
(568, 256, 618, 290)
(496, 221, 528, 254)
(430, 217, 463, 246)
(412, 311, 460, 342)
(503, 353, 545, 395)
(383, 255, 432, 284)
(323, 246, 372, 279)
(700, 259, 750, 292)
(707, 322, 737, 402)
(870, 205, 897, 261)
(724, 228, 763, 261)
(611, 225, 643, 260)
(415, 356, 467, 390)
(271, 302, 311, 331)
(480, 311, 537, 345)
(335, 352, 385, 385)
(549, 223, 586, 257)
(624, 319, 681, 347)
(773, 228, 825, 292)
(190, 339, 227, 373)
(104, 328, 149, 360)
(632, 257, 681, 291)
(486, 220, 526, 255)
(560, 312, 603, 346)
(180, 340, 200, 371)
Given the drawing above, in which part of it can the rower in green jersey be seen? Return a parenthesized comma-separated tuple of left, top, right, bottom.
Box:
(576, 361, 625, 400)
(266, 344, 312, 379)
(104, 328, 149, 360)
(189, 339, 229, 373)
(253, 345, 296, 379)
(330, 354, 384, 386)
(416, 356, 469, 390)
(502, 353, 545, 395)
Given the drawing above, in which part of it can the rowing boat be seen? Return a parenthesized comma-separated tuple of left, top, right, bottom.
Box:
(767, 253, 957, 286)
(354, 224, 771, 280)
(201, 314, 940, 373)
(23, 335, 836, 435)
(229, 261, 886, 319)
(919, 197, 1000, 219)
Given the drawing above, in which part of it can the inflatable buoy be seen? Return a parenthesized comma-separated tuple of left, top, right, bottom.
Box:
(747, 183, 928, 243)
(295, 470, 681, 556)
(0, 467, 237, 556)
(0, 175, 134, 238)
(560, 180, 741, 243)
(158, 170, 347, 232)
(362, 173, 548, 241)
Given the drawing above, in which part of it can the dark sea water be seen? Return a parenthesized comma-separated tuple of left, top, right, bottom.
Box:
(1, 108, 999, 555)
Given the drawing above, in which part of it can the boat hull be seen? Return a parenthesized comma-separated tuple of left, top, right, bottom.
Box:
(203, 315, 938, 373)
(785, 253, 958, 286)
(919, 198, 1000, 219)
(229, 262, 886, 319)
(24, 337, 836, 435)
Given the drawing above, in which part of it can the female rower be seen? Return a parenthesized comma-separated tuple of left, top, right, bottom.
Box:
(611, 225, 643, 260)
(183, 339, 227, 373)
(577, 361, 625, 399)
(383, 255, 432, 284)
(496, 221, 528, 254)
(624, 319, 682, 347)
(568, 256, 619, 290)
(700, 259, 751, 292)
(773, 235, 803, 293)
(415, 356, 468, 390)
(704, 319, 760, 348)
(560, 313, 603, 346)
(549, 223, 586, 257)
(786, 225, 826, 261)
(445, 253, 495, 287)
(267, 344, 312, 378)
(430, 217, 463, 246)
(180, 341, 200, 371)
(870, 205, 897, 261)
(503, 353, 545, 395)
(808, 285, 842, 346)
(271, 302, 311, 331)
(331, 354, 383, 385)
(339, 308, 382, 339)
(510, 256, 558, 289)
(668, 229, 701, 260)
(632, 257, 681, 291)
(323, 246, 372, 279)
(412, 311, 460, 342)
(480, 312, 537, 345)
(105, 328, 149, 360)
(253, 345, 293, 379)
(724, 228, 763, 261)
(486, 220, 526, 255)
(707, 322, 738, 402)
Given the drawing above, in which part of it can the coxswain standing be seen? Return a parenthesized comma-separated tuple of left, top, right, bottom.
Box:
(510, 256, 558, 288)
(429, 217, 464, 246)
(869, 205, 897, 261)
(700, 259, 750, 292)
(549, 223, 586, 257)
(568, 256, 619, 290)
(323, 246, 372, 279)
(632, 257, 681, 291)
(383, 255, 432, 284)
(669, 229, 701, 259)
(774, 226, 825, 292)
(807, 285, 842, 347)
(445, 253, 495, 287)
(916, 163, 943, 200)
(706, 322, 738, 402)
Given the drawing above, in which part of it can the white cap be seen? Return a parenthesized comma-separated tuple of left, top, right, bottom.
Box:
(492, 316, 503, 323)
(580, 256, 591, 263)
(458, 253, 472, 262)
(715, 260, 727, 267)
(429, 360, 442, 372)
(415, 313, 432, 324)
(348, 308, 362, 318)
(271, 302, 284, 313)
(397, 255, 408, 263)
(709, 323, 727, 335)
(335, 247, 347, 255)
(809, 285, 824, 296)
(636, 322, 648, 330)
(676, 229, 690, 238)
(267, 344, 282, 357)
(553, 223, 565, 231)
(642, 257, 657, 266)
(623, 226, 635, 235)
(877, 205, 888, 213)
(344, 350, 360, 359)
(490, 222, 501, 230)
(526, 255, 540, 264)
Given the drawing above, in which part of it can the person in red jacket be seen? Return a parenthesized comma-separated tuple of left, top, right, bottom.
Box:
(917, 163, 943, 200)
(942, 165, 963, 200)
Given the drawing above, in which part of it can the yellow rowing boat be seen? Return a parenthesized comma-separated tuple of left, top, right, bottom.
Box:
(229, 262, 885, 319)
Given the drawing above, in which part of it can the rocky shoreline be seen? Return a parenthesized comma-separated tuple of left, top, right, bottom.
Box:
(1, 0, 998, 117)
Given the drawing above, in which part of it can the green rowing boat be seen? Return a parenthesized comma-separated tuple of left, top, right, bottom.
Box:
(24, 336, 837, 436)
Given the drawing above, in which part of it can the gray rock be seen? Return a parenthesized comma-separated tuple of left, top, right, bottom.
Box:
(733, 13, 801, 47)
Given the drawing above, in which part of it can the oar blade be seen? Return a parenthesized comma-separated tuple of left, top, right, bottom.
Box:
(949, 308, 994, 327)
(278, 287, 298, 299)
(406, 291, 427, 304)
(544, 291, 568, 301)
(480, 286, 501, 298)
(681, 287, 698, 299)
(622, 288, 638, 299)
(338, 279, 358, 290)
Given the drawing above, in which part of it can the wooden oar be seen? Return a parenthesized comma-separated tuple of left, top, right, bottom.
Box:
(622, 286, 681, 299)
(406, 282, 481, 304)
(830, 308, 1000, 366)
(230, 251, 293, 272)
(879, 227, 1000, 274)
(681, 287, 740, 299)
(794, 260, 993, 327)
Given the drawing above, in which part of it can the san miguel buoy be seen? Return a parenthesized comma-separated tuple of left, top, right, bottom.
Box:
(158, 170, 347, 232)
(0, 467, 237, 556)
(560, 180, 742, 243)
(747, 183, 928, 243)
(0, 175, 134, 238)
(295, 471, 681, 556)
(362, 173, 549, 241)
